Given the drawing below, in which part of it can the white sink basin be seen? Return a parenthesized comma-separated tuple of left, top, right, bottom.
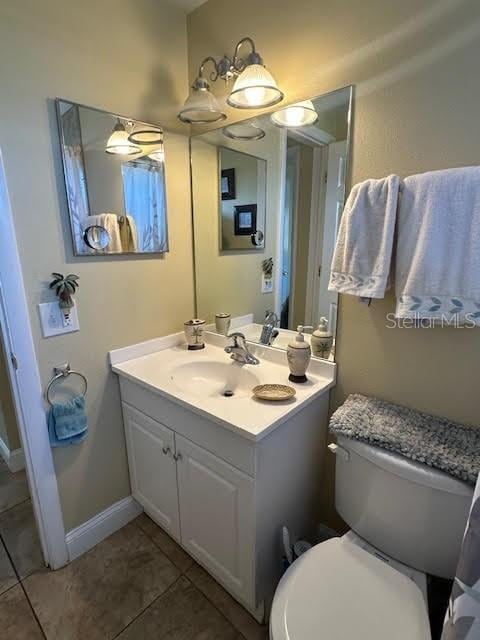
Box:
(170, 360, 260, 399)
(111, 332, 336, 441)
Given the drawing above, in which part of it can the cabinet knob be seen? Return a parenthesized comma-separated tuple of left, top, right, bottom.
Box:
(173, 452, 182, 462)
(162, 446, 171, 456)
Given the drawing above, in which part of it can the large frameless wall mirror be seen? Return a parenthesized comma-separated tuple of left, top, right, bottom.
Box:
(56, 99, 168, 256)
(190, 85, 353, 360)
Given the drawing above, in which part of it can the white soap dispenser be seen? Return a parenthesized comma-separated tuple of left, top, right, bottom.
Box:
(287, 325, 312, 383)
(311, 317, 333, 359)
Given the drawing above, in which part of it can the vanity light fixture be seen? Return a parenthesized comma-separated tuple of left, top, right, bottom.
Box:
(226, 38, 283, 109)
(223, 122, 266, 141)
(105, 120, 141, 155)
(178, 37, 283, 123)
(270, 100, 318, 128)
(178, 59, 227, 124)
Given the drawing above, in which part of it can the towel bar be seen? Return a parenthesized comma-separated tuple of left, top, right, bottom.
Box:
(46, 363, 87, 406)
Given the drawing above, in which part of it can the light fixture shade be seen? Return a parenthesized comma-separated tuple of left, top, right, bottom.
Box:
(227, 64, 284, 109)
(223, 123, 265, 141)
(148, 146, 165, 162)
(128, 128, 163, 145)
(178, 87, 226, 124)
(105, 122, 141, 155)
(270, 100, 318, 128)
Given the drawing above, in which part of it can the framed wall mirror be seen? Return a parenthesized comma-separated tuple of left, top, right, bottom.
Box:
(190, 85, 353, 360)
(56, 99, 169, 256)
(219, 147, 266, 251)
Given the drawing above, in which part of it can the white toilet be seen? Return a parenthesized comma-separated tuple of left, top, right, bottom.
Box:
(270, 435, 474, 639)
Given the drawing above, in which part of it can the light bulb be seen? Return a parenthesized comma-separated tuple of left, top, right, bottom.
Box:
(270, 100, 318, 128)
(227, 63, 283, 109)
(243, 86, 268, 106)
(105, 121, 141, 155)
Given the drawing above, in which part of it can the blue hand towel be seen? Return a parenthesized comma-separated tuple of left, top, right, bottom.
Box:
(48, 395, 88, 447)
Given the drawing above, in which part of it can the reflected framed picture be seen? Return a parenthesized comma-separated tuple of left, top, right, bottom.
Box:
(221, 168, 236, 200)
(234, 204, 257, 236)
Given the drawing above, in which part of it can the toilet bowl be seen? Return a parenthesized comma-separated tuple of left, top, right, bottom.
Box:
(270, 435, 474, 639)
(270, 537, 430, 640)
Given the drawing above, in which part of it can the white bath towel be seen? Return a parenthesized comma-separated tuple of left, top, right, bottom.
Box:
(329, 175, 400, 298)
(98, 213, 122, 253)
(395, 167, 480, 324)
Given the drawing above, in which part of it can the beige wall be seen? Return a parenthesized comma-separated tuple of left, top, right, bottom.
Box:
(189, 0, 480, 526)
(0, 0, 194, 530)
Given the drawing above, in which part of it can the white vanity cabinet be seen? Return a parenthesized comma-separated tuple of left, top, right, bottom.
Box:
(175, 434, 255, 604)
(119, 372, 330, 618)
(122, 399, 256, 607)
(123, 405, 180, 540)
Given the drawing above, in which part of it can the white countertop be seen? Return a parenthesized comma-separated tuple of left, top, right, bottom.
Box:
(110, 332, 336, 442)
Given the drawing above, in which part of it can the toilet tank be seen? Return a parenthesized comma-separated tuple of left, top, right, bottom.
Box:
(333, 435, 474, 579)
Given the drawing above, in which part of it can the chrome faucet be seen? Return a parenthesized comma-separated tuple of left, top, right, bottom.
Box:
(259, 310, 279, 346)
(224, 332, 260, 365)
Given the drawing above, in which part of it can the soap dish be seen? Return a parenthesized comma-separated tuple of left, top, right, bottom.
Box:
(253, 384, 296, 402)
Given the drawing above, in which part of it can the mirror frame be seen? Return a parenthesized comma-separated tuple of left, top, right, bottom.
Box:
(55, 97, 169, 257)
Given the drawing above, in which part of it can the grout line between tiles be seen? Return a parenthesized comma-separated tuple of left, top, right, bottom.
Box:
(110, 575, 184, 640)
(0, 532, 47, 639)
(133, 518, 264, 639)
(182, 573, 253, 640)
(17, 580, 48, 640)
(132, 517, 193, 575)
(0, 496, 31, 518)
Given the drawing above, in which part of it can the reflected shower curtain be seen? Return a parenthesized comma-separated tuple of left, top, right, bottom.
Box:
(61, 105, 90, 251)
(442, 473, 480, 639)
(122, 160, 168, 252)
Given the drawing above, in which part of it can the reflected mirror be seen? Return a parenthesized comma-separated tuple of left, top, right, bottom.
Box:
(56, 99, 169, 256)
(191, 86, 353, 360)
(219, 147, 266, 251)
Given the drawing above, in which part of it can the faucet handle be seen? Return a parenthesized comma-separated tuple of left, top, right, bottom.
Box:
(227, 332, 245, 347)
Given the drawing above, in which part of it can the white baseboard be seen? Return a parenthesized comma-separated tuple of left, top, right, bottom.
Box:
(65, 496, 143, 562)
(0, 436, 25, 473)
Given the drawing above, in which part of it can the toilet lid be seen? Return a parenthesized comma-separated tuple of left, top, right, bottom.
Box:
(270, 538, 431, 640)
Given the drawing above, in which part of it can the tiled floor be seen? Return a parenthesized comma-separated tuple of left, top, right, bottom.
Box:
(0, 509, 269, 640)
(0, 457, 30, 515)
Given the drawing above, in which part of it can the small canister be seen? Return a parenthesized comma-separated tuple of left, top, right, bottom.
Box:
(311, 317, 333, 359)
(184, 319, 206, 350)
(215, 312, 231, 336)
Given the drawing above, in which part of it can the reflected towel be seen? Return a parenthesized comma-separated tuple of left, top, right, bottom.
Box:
(99, 213, 122, 253)
(119, 215, 139, 252)
(47, 395, 88, 447)
(329, 175, 400, 298)
(395, 167, 480, 322)
(127, 215, 138, 252)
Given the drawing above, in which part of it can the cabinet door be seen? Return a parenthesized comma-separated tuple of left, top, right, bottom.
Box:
(122, 403, 180, 541)
(176, 434, 255, 606)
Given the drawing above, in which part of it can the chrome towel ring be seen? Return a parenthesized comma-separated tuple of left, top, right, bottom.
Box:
(46, 363, 87, 406)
